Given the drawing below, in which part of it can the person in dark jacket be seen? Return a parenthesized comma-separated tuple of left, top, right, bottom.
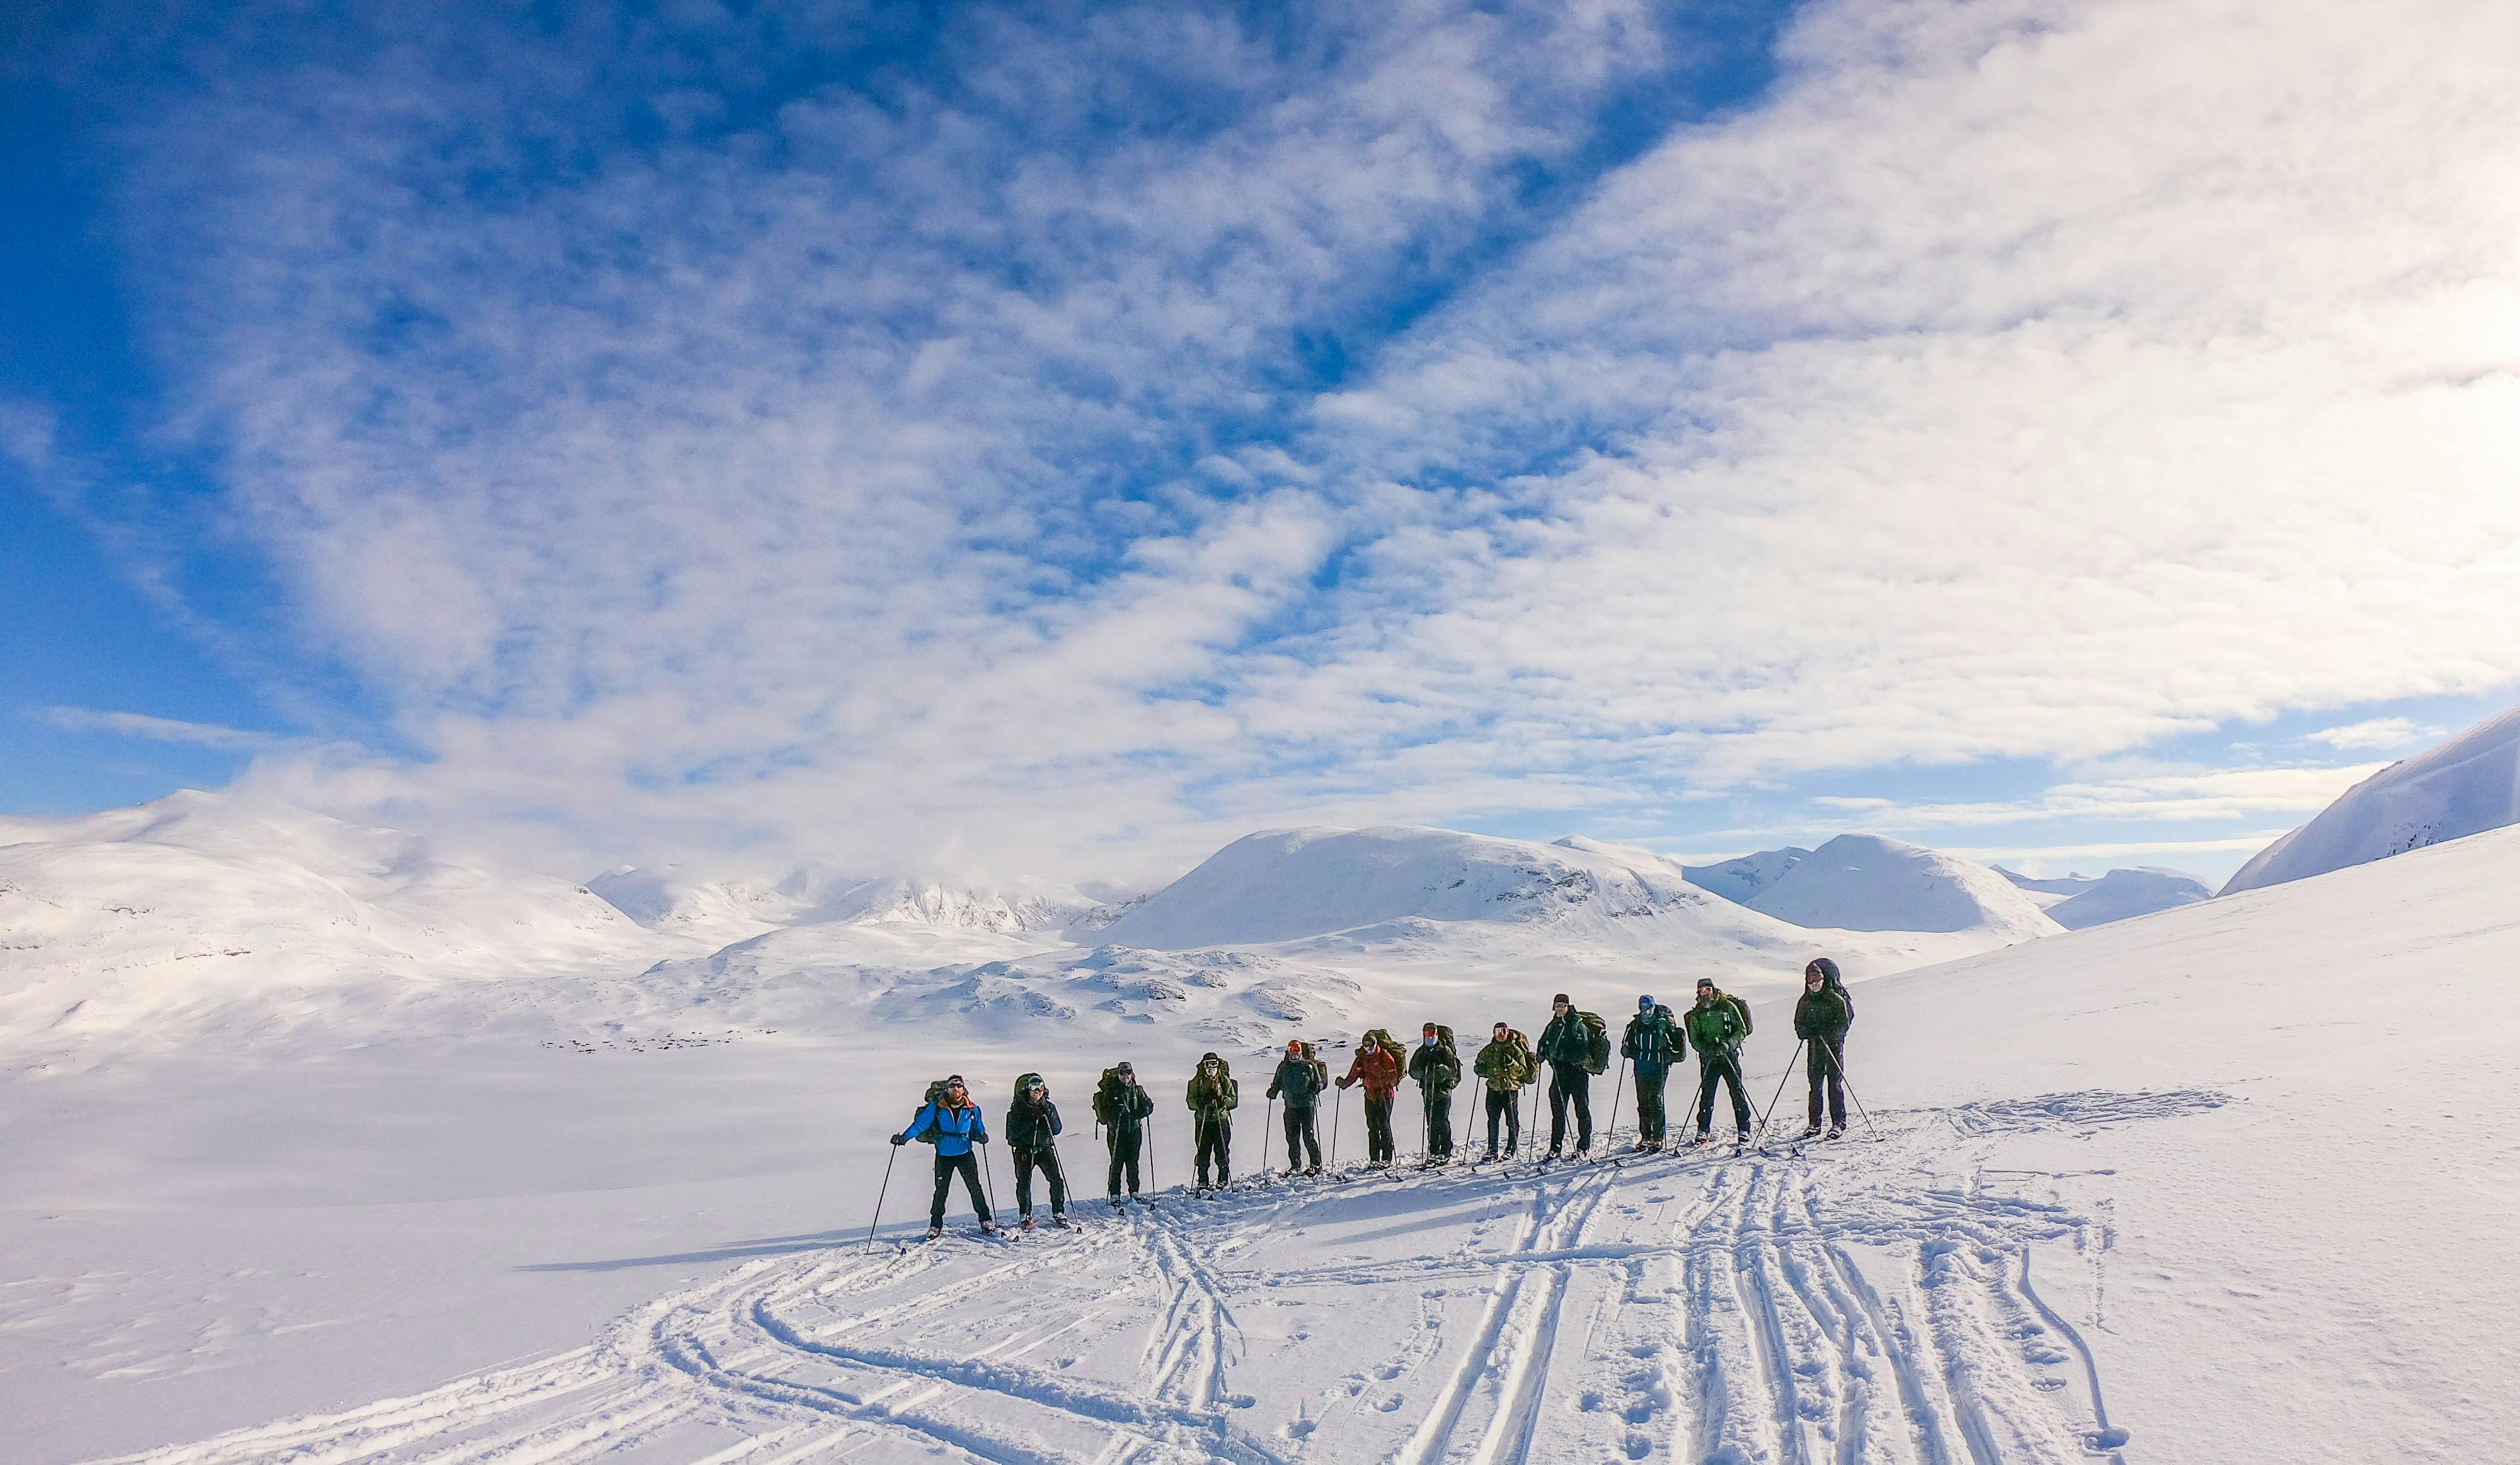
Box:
(1187, 1052, 1238, 1190)
(1337, 1029, 1407, 1167)
(1685, 979, 1753, 1144)
(1794, 957, 1855, 1137)
(1407, 1022, 1462, 1162)
(1004, 1072, 1070, 1228)
(1266, 1039, 1326, 1174)
(1099, 1063, 1154, 1205)
(1535, 994, 1595, 1157)
(1472, 1021, 1537, 1160)
(892, 1074, 995, 1237)
(1620, 995, 1685, 1150)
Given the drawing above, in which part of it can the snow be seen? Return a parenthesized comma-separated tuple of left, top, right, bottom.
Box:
(1676, 845, 1810, 904)
(9, 797, 2520, 1462)
(2221, 700, 2520, 894)
(1998, 867, 2213, 929)
(1736, 833, 2063, 940)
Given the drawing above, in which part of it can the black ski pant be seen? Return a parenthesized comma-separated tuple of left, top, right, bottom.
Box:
(1106, 1129, 1142, 1197)
(1695, 1052, 1752, 1137)
(930, 1150, 988, 1228)
(1194, 1115, 1232, 1187)
(1364, 1092, 1396, 1165)
(1484, 1088, 1521, 1154)
(1421, 1085, 1455, 1158)
(1548, 1064, 1593, 1153)
(1807, 1037, 1848, 1131)
(1634, 1063, 1671, 1144)
(1014, 1144, 1068, 1217)
(1280, 1105, 1321, 1170)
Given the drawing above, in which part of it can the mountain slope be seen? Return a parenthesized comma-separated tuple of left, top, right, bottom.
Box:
(2222, 701, 2520, 894)
(2039, 867, 2212, 928)
(1679, 845, 1811, 904)
(1743, 832, 2063, 939)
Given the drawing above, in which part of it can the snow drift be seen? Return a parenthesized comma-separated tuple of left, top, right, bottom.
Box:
(2221, 701, 2520, 894)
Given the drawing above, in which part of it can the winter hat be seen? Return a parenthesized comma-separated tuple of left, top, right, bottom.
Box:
(945, 1074, 966, 1086)
(1806, 957, 1842, 984)
(1115, 1061, 1135, 1076)
(1552, 992, 1571, 1006)
(1423, 1022, 1438, 1034)
(1695, 978, 1715, 992)
(1493, 1021, 1509, 1035)
(1287, 1039, 1304, 1054)
(1638, 994, 1655, 1011)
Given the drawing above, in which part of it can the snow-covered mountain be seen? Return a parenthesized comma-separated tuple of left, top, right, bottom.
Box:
(2222, 701, 2520, 894)
(1995, 865, 2212, 929)
(592, 862, 1103, 943)
(1678, 845, 1810, 904)
(0, 791, 667, 1044)
(1731, 833, 2063, 940)
(585, 865, 809, 947)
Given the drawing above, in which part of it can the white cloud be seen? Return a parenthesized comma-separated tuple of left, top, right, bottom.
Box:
(2305, 718, 2441, 752)
(74, 0, 2520, 881)
(37, 707, 280, 753)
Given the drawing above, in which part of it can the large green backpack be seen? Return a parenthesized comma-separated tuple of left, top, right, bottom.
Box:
(1724, 993, 1753, 1037)
(912, 1078, 953, 1143)
(1576, 1012, 1611, 1074)
(1094, 1067, 1128, 1125)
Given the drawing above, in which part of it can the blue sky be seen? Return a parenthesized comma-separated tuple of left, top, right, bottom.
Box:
(6, 0, 2518, 887)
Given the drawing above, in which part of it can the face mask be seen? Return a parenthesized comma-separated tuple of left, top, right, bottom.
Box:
(1421, 1035, 1435, 1046)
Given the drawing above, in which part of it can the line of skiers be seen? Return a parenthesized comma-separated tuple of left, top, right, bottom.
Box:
(890, 959, 1857, 1237)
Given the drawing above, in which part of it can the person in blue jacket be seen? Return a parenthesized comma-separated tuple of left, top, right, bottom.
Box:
(891, 1074, 997, 1238)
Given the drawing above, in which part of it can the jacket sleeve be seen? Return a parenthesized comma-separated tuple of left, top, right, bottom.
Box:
(1620, 1018, 1639, 1060)
(1048, 1101, 1063, 1136)
(900, 1103, 936, 1141)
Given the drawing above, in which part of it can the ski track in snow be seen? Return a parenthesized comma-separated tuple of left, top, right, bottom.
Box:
(88, 1096, 2184, 1465)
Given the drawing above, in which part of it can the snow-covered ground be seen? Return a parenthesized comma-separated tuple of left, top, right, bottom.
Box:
(7, 792, 2520, 1461)
(2222, 700, 2520, 894)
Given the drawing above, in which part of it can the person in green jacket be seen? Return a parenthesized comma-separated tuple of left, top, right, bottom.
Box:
(1620, 995, 1686, 1151)
(1472, 1020, 1537, 1160)
(1794, 957, 1855, 1137)
(1187, 1052, 1237, 1191)
(1265, 1039, 1326, 1175)
(1685, 977, 1753, 1144)
(1406, 1022, 1462, 1162)
(1535, 993, 1596, 1157)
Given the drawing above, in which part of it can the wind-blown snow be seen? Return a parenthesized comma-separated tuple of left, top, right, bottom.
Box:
(2221, 700, 2520, 894)
(1738, 832, 2063, 940)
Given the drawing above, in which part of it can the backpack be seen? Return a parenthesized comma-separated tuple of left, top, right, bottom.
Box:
(1190, 1057, 1237, 1114)
(1094, 1068, 1128, 1126)
(1577, 1012, 1610, 1074)
(1508, 1030, 1538, 1085)
(1724, 993, 1753, 1037)
(912, 1078, 953, 1143)
(1361, 1027, 1400, 1057)
(1302, 1042, 1330, 1092)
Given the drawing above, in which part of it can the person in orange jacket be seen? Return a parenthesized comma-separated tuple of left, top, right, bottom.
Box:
(1336, 1027, 1407, 1167)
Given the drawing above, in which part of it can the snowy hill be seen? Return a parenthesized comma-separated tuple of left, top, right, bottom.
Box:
(1996, 865, 2213, 928)
(0, 791, 667, 1047)
(2221, 700, 2520, 894)
(585, 865, 808, 947)
(1678, 845, 1810, 903)
(1737, 832, 2063, 939)
(592, 862, 1102, 943)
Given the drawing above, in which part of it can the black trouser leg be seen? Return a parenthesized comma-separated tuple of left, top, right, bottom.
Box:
(1365, 1093, 1395, 1163)
(1195, 1117, 1231, 1186)
(1108, 1132, 1140, 1196)
(1549, 1067, 1593, 1152)
(1425, 1088, 1454, 1157)
(1281, 1107, 1320, 1169)
(1016, 1148, 1068, 1216)
(1015, 1149, 1036, 1216)
(1636, 1066, 1668, 1143)
(1485, 1089, 1514, 1153)
(1697, 1055, 1751, 1136)
(931, 1151, 986, 1226)
(1807, 1039, 1847, 1129)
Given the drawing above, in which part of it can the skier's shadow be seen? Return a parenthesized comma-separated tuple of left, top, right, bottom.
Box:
(517, 1228, 856, 1272)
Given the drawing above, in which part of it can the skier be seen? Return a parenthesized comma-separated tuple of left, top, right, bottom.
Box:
(1685, 978, 1755, 1146)
(1794, 957, 1855, 1137)
(1265, 1039, 1326, 1175)
(1407, 1022, 1462, 1163)
(1187, 1052, 1239, 1191)
(1620, 995, 1685, 1151)
(1094, 1061, 1154, 1207)
(890, 1074, 996, 1238)
(1472, 1020, 1537, 1160)
(1337, 1028, 1407, 1167)
(1535, 994, 1600, 1158)
(1005, 1071, 1070, 1229)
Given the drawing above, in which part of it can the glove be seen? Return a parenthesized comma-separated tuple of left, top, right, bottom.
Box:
(890, 1134, 908, 1146)
(1336, 1076, 1353, 1089)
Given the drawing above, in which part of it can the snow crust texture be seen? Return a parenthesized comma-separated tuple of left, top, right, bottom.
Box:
(2221, 700, 2520, 894)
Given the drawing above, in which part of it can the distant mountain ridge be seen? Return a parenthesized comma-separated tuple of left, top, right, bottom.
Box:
(1996, 866, 2213, 929)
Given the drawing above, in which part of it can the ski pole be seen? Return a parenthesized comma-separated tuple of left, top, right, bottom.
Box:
(1331, 1083, 1344, 1168)
(1819, 1040, 1879, 1140)
(1606, 1055, 1628, 1157)
(1262, 1093, 1276, 1187)
(865, 1143, 898, 1253)
(1754, 1039, 1806, 1149)
(978, 1139, 1000, 1224)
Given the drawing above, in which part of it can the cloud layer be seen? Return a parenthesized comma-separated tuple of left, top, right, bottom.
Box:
(44, 0, 2520, 881)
